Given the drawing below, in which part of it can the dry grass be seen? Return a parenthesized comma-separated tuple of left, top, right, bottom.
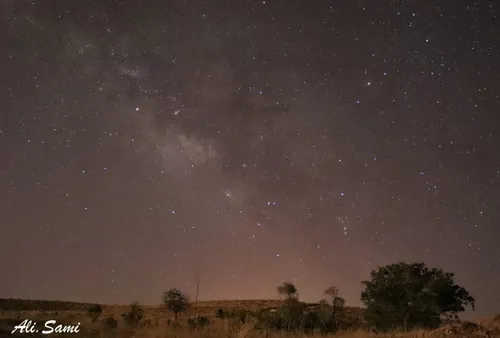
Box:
(0, 299, 499, 337)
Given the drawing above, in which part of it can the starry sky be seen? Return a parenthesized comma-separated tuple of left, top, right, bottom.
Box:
(0, 0, 499, 318)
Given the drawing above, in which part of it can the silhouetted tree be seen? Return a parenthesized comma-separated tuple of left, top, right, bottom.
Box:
(275, 282, 310, 331)
(163, 288, 189, 320)
(277, 281, 298, 301)
(361, 261, 475, 331)
(324, 286, 345, 330)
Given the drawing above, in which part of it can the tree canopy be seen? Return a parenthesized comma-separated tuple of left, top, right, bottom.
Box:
(361, 261, 475, 331)
(163, 288, 189, 320)
(277, 281, 298, 301)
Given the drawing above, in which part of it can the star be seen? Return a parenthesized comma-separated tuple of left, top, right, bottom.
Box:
(0, 0, 497, 317)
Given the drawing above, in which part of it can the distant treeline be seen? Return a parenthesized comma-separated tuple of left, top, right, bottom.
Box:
(0, 298, 94, 311)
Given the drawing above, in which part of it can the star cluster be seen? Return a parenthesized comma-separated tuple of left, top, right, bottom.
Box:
(0, 0, 499, 317)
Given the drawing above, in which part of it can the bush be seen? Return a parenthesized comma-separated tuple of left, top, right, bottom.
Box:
(215, 308, 225, 318)
(255, 312, 281, 331)
(255, 300, 313, 333)
(224, 308, 253, 323)
(87, 304, 103, 322)
(336, 314, 363, 330)
(121, 302, 144, 327)
(187, 315, 210, 329)
(236, 309, 252, 324)
(461, 321, 480, 331)
(302, 311, 327, 332)
(254, 302, 363, 334)
(103, 316, 118, 329)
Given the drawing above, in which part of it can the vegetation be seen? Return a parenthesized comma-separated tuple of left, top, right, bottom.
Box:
(215, 308, 225, 318)
(0, 261, 491, 337)
(324, 286, 346, 330)
(103, 315, 118, 329)
(187, 315, 210, 329)
(361, 261, 476, 331)
(251, 282, 350, 334)
(87, 304, 102, 322)
(121, 301, 144, 327)
(276, 281, 298, 301)
(163, 288, 189, 320)
(0, 298, 91, 311)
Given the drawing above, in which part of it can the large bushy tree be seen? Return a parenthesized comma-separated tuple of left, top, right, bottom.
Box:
(163, 288, 189, 320)
(361, 262, 475, 331)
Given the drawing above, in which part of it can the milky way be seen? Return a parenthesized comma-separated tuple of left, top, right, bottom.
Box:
(0, 0, 499, 317)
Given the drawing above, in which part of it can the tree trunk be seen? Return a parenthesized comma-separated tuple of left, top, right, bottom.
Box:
(331, 300, 336, 330)
(194, 271, 201, 318)
(174, 312, 178, 320)
(195, 279, 200, 317)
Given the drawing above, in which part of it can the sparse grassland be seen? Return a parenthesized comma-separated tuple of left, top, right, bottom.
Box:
(0, 263, 496, 337)
(0, 299, 499, 338)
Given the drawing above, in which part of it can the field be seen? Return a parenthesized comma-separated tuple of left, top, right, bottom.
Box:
(0, 298, 499, 337)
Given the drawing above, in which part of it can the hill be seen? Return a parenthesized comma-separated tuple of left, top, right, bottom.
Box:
(0, 298, 93, 312)
(0, 298, 364, 317)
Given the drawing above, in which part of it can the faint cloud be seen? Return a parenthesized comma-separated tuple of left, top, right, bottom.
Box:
(177, 134, 219, 165)
(118, 64, 148, 79)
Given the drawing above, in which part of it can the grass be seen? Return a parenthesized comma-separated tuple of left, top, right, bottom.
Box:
(0, 299, 499, 337)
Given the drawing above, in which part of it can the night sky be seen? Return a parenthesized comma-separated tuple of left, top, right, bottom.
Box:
(0, 0, 499, 317)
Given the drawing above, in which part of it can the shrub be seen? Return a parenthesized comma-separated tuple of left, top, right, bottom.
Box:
(215, 308, 225, 318)
(255, 300, 310, 332)
(121, 302, 144, 327)
(236, 309, 252, 324)
(224, 308, 252, 323)
(461, 321, 480, 331)
(103, 316, 118, 329)
(187, 315, 210, 329)
(87, 304, 103, 322)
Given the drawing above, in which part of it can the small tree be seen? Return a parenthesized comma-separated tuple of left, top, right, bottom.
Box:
(277, 281, 298, 301)
(121, 302, 144, 327)
(87, 304, 103, 322)
(361, 261, 475, 331)
(163, 288, 189, 320)
(276, 282, 307, 331)
(324, 286, 345, 330)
